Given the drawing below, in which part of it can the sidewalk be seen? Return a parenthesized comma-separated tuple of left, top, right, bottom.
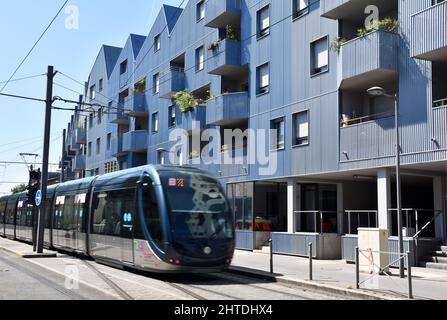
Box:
(230, 250, 447, 300)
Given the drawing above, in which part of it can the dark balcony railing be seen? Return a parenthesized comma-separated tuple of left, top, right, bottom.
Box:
(74, 127, 86, 145)
(205, 0, 241, 28)
(73, 154, 86, 172)
(124, 92, 147, 116)
(207, 39, 242, 76)
(159, 66, 185, 99)
(411, 1, 447, 61)
(206, 92, 249, 126)
(340, 30, 398, 88)
(122, 130, 148, 153)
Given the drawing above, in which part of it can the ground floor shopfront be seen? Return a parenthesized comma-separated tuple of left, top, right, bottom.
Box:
(226, 165, 447, 265)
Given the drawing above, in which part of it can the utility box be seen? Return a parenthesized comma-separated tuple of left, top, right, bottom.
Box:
(358, 228, 390, 274)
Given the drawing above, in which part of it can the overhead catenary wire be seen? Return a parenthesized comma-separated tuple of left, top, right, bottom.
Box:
(0, 73, 46, 85)
(0, 0, 69, 93)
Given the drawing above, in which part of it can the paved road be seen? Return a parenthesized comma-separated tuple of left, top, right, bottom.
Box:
(0, 249, 348, 300)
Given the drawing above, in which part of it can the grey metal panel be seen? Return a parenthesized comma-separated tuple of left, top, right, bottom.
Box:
(411, 1, 447, 60)
(342, 235, 358, 262)
(235, 230, 254, 250)
(272, 232, 318, 257)
(123, 130, 148, 152)
(389, 238, 415, 268)
(341, 30, 398, 81)
(73, 154, 86, 172)
(206, 92, 249, 125)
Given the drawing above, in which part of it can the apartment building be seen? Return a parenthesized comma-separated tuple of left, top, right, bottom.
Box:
(62, 0, 447, 268)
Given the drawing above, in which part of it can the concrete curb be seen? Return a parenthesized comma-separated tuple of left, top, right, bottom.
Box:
(228, 266, 400, 300)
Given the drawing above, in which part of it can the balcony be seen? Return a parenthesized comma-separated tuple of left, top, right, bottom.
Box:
(74, 127, 86, 145)
(207, 39, 242, 76)
(340, 115, 395, 162)
(72, 154, 86, 172)
(206, 92, 249, 126)
(111, 136, 127, 158)
(71, 133, 81, 150)
(205, 0, 241, 28)
(321, 0, 397, 20)
(124, 93, 147, 116)
(122, 130, 148, 153)
(411, 1, 447, 61)
(340, 30, 399, 90)
(159, 67, 185, 99)
(178, 105, 207, 132)
(110, 107, 129, 125)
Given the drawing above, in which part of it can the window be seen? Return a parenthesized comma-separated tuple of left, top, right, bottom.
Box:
(88, 142, 92, 157)
(97, 108, 102, 124)
(257, 6, 270, 39)
(152, 112, 159, 133)
(89, 113, 93, 128)
(293, 111, 309, 146)
(96, 138, 101, 155)
(90, 85, 96, 100)
(197, 0, 205, 22)
(168, 105, 176, 128)
(311, 37, 329, 75)
(154, 34, 161, 52)
(157, 151, 165, 165)
(99, 79, 103, 92)
(196, 46, 205, 72)
(271, 118, 285, 150)
(120, 60, 128, 75)
(432, 0, 446, 5)
(153, 73, 160, 94)
(91, 189, 136, 238)
(256, 63, 270, 95)
(107, 102, 113, 119)
(293, 0, 309, 20)
(107, 133, 112, 151)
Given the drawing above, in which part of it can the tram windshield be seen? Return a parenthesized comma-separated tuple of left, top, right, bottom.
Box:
(160, 170, 234, 242)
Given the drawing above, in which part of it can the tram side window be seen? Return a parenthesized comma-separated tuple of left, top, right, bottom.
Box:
(74, 194, 87, 233)
(92, 189, 135, 238)
(137, 179, 162, 243)
(44, 199, 53, 229)
(63, 196, 75, 231)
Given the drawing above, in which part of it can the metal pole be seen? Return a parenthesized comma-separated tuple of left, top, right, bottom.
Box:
(36, 65, 55, 253)
(60, 129, 66, 183)
(394, 96, 405, 278)
(355, 247, 360, 289)
(407, 251, 413, 299)
(308, 242, 313, 281)
(269, 238, 273, 274)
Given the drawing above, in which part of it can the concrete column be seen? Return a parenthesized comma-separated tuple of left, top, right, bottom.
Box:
(377, 168, 392, 230)
(337, 183, 344, 234)
(433, 176, 445, 241)
(287, 179, 298, 233)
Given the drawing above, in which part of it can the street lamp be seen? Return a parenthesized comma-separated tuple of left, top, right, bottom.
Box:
(367, 86, 405, 279)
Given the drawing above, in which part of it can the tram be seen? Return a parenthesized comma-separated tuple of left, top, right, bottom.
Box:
(0, 165, 235, 273)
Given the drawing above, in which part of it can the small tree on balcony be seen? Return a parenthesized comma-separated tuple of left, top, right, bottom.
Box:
(173, 90, 195, 113)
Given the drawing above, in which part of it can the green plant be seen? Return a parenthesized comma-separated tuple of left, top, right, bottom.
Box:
(207, 41, 219, 51)
(226, 25, 239, 41)
(357, 18, 399, 37)
(173, 90, 195, 113)
(330, 37, 347, 53)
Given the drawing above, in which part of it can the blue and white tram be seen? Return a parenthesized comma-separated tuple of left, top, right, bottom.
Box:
(0, 165, 235, 273)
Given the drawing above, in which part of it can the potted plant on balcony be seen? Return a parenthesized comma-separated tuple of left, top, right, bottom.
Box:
(330, 37, 347, 53)
(173, 90, 196, 113)
(207, 41, 219, 51)
(357, 18, 399, 37)
(226, 25, 240, 41)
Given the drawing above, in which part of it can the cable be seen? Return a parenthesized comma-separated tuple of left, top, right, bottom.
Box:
(0, 0, 69, 93)
(0, 135, 45, 148)
(0, 74, 46, 85)
(0, 92, 46, 103)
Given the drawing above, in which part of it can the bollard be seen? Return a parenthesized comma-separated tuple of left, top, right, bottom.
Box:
(269, 239, 273, 274)
(407, 252, 413, 299)
(308, 242, 313, 281)
(355, 247, 360, 289)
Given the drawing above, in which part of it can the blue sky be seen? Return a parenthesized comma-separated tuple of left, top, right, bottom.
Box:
(0, 0, 182, 194)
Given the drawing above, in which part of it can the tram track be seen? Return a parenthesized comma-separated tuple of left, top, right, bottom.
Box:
(0, 252, 86, 300)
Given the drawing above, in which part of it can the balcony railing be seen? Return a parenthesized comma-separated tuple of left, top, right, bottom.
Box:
(207, 39, 242, 76)
(294, 211, 339, 234)
(109, 105, 129, 125)
(388, 209, 439, 238)
(122, 130, 148, 153)
(340, 30, 398, 88)
(124, 92, 147, 116)
(345, 210, 378, 235)
(205, 0, 241, 28)
(411, 1, 447, 61)
(206, 92, 249, 126)
(73, 154, 85, 172)
(433, 98, 447, 109)
(74, 127, 86, 145)
(159, 66, 185, 99)
(340, 111, 395, 127)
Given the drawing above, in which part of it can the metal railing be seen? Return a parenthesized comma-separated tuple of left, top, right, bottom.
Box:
(294, 211, 338, 234)
(388, 209, 439, 238)
(340, 111, 395, 127)
(433, 98, 447, 108)
(345, 210, 378, 235)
